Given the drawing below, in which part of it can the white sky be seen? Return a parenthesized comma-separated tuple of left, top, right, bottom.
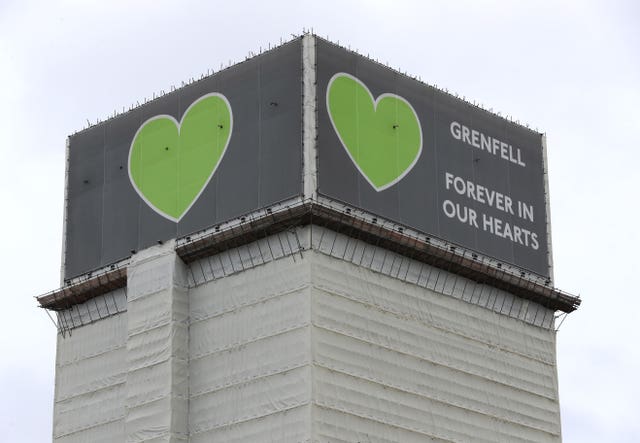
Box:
(1, 0, 638, 441)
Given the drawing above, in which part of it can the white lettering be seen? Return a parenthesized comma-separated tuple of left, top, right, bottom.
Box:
(518, 201, 534, 222)
(462, 125, 471, 144)
(480, 133, 491, 152)
(471, 129, 480, 148)
(444, 171, 540, 251)
(443, 199, 456, 218)
(504, 196, 513, 215)
(442, 200, 479, 228)
(514, 225, 523, 244)
(449, 121, 526, 167)
(500, 142, 509, 161)
(502, 221, 513, 241)
(445, 172, 455, 190)
(443, 172, 515, 215)
(483, 214, 493, 233)
(450, 121, 461, 140)
(492, 138, 500, 155)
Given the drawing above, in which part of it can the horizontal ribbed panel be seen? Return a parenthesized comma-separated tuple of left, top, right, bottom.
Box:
(190, 287, 310, 359)
(126, 285, 188, 336)
(54, 382, 125, 438)
(127, 322, 189, 372)
(54, 313, 127, 440)
(190, 366, 311, 435)
(191, 327, 310, 398)
(126, 360, 188, 409)
(189, 256, 312, 440)
(52, 229, 562, 443)
(310, 252, 560, 442)
(311, 255, 555, 364)
(313, 326, 559, 434)
(189, 256, 310, 323)
(311, 225, 557, 328)
(190, 404, 311, 443)
(314, 366, 558, 442)
(56, 312, 127, 365)
(55, 346, 126, 401)
(53, 419, 125, 443)
(314, 404, 451, 443)
(312, 286, 557, 400)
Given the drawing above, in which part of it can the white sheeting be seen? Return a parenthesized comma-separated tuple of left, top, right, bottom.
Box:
(54, 420, 125, 443)
(125, 242, 189, 442)
(190, 404, 311, 443)
(53, 313, 127, 441)
(53, 227, 562, 442)
(312, 225, 556, 329)
(189, 256, 312, 440)
(310, 251, 561, 442)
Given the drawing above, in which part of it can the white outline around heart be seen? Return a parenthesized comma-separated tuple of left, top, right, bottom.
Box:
(128, 92, 233, 222)
(326, 72, 423, 192)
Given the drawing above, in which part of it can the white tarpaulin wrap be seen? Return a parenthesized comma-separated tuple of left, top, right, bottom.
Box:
(189, 256, 312, 441)
(53, 312, 127, 442)
(309, 252, 560, 442)
(53, 226, 561, 442)
(311, 225, 555, 329)
(125, 241, 189, 442)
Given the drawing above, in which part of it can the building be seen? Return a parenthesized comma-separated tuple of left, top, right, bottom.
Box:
(38, 34, 580, 442)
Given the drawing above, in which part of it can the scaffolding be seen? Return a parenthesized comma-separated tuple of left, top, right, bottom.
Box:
(37, 196, 580, 334)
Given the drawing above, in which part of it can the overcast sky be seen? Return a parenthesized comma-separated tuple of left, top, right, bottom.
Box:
(1, 0, 638, 441)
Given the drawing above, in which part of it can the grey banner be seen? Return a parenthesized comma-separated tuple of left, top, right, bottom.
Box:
(316, 38, 550, 277)
(65, 39, 303, 279)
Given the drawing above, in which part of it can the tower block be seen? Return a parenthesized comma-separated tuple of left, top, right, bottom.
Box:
(38, 34, 579, 443)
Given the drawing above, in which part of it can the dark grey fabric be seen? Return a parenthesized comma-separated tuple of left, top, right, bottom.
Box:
(316, 38, 549, 276)
(65, 39, 303, 278)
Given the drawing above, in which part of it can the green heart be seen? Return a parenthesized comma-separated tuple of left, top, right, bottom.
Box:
(128, 93, 232, 221)
(326, 73, 422, 191)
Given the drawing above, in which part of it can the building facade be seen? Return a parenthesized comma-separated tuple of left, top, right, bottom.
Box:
(39, 34, 579, 442)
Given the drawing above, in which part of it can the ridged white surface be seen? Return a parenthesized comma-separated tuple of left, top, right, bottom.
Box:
(53, 228, 561, 442)
(190, 404, 311, 443)
(311, 225, 555, 329)
(53, 312, 127, 441)
(310, 252, 561, 442)
(54, 420, 125, 443)
(124, 244, 189, 442)
(189, 256, 313, 441)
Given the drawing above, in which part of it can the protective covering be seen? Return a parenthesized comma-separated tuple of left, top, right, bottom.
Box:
(186, 228, 560, 441)
(124, 241, 189, 442)
(49, 33, 567, 443)
(53, 310, 127, 442)
(310, 225, 555, 329)
(52, 227, 561, 442)
(309, 252, 560, 442)
(189, 256, 312, 441)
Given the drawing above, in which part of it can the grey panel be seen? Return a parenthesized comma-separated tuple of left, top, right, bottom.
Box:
(258, 48, 304, 205)
(65, 39, 303, 278)
(316, 38, 549, 276)
(65, 128, 105, 278)
(101, 111, 141, 265)
(66, 188, 103, 277)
